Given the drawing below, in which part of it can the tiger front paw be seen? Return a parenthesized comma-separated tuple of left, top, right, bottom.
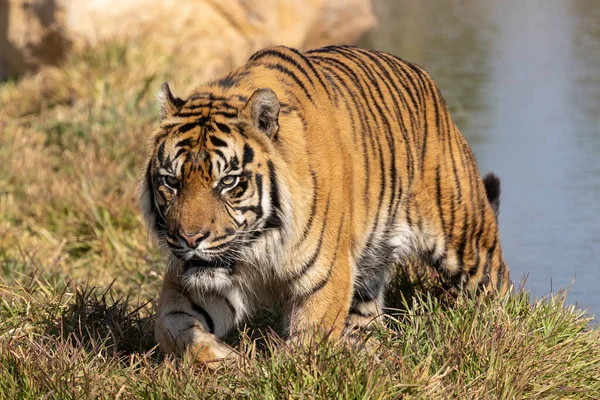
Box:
(156, 312, 238, 368)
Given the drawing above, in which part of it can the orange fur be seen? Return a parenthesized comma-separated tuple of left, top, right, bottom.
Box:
(140, 45, 510, 365)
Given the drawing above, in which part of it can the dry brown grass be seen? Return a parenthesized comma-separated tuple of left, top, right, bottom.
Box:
(1, 40, 599, 399)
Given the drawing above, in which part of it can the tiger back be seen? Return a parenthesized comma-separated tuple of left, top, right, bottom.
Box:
(140, 45, 510, 365)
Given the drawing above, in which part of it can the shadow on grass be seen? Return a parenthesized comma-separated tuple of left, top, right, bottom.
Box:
(0, 261, 490, 361)
(53, 282, 157, 356)
(1, 261, 592, 363)
(0, 275, 157, 359)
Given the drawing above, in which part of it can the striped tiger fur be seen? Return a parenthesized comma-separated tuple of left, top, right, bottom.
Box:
(140, 45, 510, 366)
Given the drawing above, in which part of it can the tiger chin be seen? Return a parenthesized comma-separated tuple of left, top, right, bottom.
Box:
(139, 45, 510, 367)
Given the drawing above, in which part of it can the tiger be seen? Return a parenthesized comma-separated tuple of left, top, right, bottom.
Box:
(139, 45, 510, 366)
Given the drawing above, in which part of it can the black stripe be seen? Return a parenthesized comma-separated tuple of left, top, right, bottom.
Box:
(467, 175, 487, 281)
(264, 63, 314, 103)
(235, 204, 261, 215)
(289, 192, 331, 281)
(178, 108, 235, 118)
(349, 306, 375, 318)
(224, 202, 241, 223)
(290, 47, 330, 95)
(212, 110, 238, 118)
(311, 61, 358, 144)
(235, 173, 265, 220)
(209, 135, 228, 147)
(300, 214, 345, 297)
(212, 149, 227, 162)
(315, 54, 377, 134)
(392, 62, 427, 175)
(448, 165, 457, 237)
(447, 132, 463, 204)
(172, 148, 187, 161)
(178, 122, 199, 133)
(176, 137, 195, 148)
(215, 74, 238, 89)
(305, 45, 344, 55)
(215, 122, 231, 134)
(428, 79, 443, 139)
(313, 55, 373, 210)
(229, 155, 240, 171)
(298, 170, 319, 242)
(379, 52, 420, 116)
(190, 304, 215, 334)
(176, 109, 206, 117)
(496, 261, 506, 291)
(319, 67, 341, 106)
(478, 237, 497, 292)
(483, 237, 497, 279)
(188, 93, 236, 103)
(353, 48, 415, 221)
(157, 141, 166, 164)
(459, 209, 473, 274)
(154, 130, 171, 146)
(436, 164, 446, 232)
(255, 173, 264, 220)
(452, 211, 470, 285)
(264, 160, 282, 230)
(204, 241, 235, 252)
(250, 48, 316, 88)
(211, 232, 234, 242)
(332, 48, 392, 244)
(355, 50, 413, 152)
(382, 56, 422, 152)
(242, 143, 254, 166)
(206, 156, 214, 177)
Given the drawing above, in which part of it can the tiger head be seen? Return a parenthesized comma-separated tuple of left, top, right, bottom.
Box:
(140, 83, 285, 275)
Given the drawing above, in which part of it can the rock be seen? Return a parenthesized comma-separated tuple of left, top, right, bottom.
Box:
(0, 0, 376, 79)
(0, 0, 70, 78)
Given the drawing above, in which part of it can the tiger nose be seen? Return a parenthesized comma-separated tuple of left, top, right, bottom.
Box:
(179, 230, 210, 248)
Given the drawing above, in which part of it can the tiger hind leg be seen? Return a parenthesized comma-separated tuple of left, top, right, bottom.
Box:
(346, 261, 393, 334)
(346, 293, 385, 332)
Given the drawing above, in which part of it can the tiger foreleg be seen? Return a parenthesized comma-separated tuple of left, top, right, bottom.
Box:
(286, 253, 353, 344)
(154, 278, 239, 368)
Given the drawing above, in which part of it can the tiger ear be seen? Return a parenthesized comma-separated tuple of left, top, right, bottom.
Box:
(157, 82, 185, 119)
(242, 88, 280, 138)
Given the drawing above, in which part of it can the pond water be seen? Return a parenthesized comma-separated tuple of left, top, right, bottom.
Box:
(359, 0, 600, 316)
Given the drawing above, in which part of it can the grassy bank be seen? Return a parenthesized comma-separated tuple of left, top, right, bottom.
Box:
(1, 42, 599, 399)
(1, 277, 598, 399)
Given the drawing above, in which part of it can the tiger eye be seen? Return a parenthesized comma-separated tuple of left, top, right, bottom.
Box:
(163, 175, 180, 190)
(220, 175, 239, 190)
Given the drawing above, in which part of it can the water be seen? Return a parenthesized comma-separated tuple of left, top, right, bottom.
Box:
(359, 0, 600, 316)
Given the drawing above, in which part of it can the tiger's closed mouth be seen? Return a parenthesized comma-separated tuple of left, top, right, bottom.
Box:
(184, 257, 234, 272)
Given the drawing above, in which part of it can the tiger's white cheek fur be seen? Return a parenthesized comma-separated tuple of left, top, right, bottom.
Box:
(231, 172, 294, 279)
(233, 211, 245, 227)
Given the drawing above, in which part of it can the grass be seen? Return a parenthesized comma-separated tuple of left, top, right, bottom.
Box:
(1, 40, 599, 399)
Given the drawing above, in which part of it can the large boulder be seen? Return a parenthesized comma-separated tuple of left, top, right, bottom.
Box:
(0, 0, 376, 79)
